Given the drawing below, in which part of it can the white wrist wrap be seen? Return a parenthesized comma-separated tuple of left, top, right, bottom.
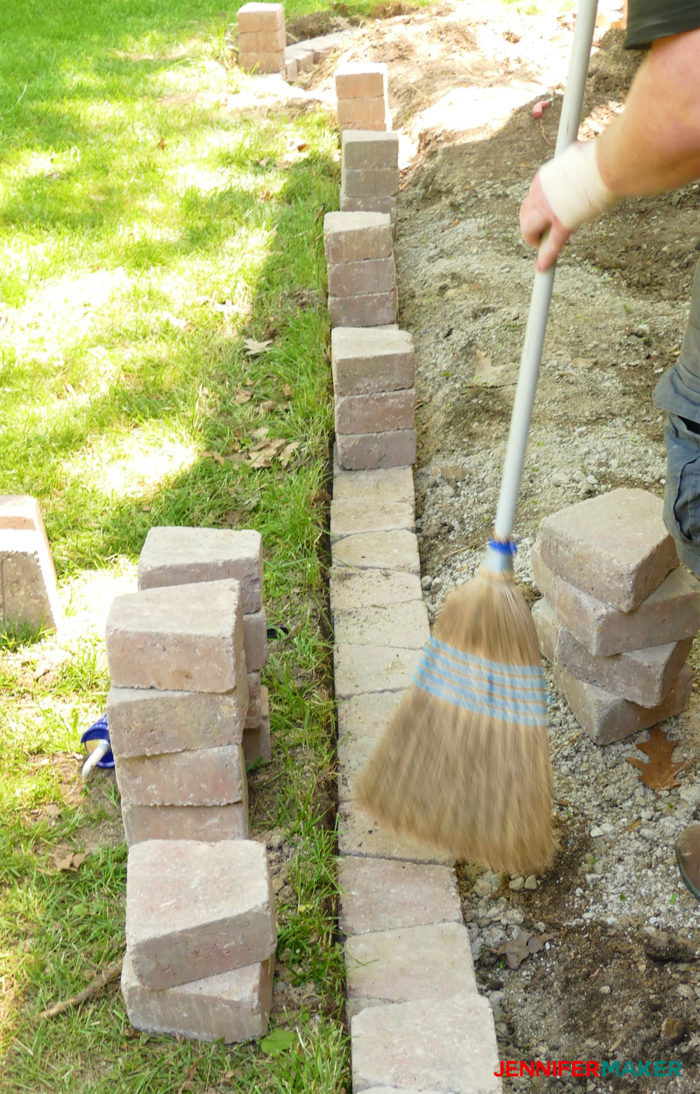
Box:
(538, 141, 618, 231)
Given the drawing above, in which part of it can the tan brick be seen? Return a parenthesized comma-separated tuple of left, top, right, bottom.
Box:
(115, 744, 246, 807)
(336, 428, 416, 470)
(533, 598, 693, 707)
(340, 190, 397, 219)
(555, 662, 693, 745)
(346, 922, 474, 1018)
(106, 580, 244, 693)
(342, 167, 398, 198)
(330, 497, 415, 540)
(329, 290, 397, 328)
(335, 389, 413, 434)
(332, 327, 414, 396)
(334, 643, 419, 699)
(246, 671, 262, 727)
(0, 494, 46, 532)
(538, 489, 678, 611)
(122, 801, 248, 844)
(327, 256, 396, 298)
(122, 952, 273, 1042)
(338, 856, 462, 936)
(333, 529, 420, 574)
(236, 2, 285, 32)
(337, 97, 391, 130)
(243, 687, 271, 766)
(126, 839, 276, 989)
(0, 528, 61, 631)
(285, 45, 314, 71)
(335, 62, 387, 99)
(243, 609, 267, 671)
(324, 211, 393, 264)
(342, 129, 399, 170)
(107, 678, 248, 758)
(333, 599, 429, 650)
(351, 994, 500, 1093)
(332, 464, 415, 504)
(330, 568, 423, 620)
(531, 544, 700, 656)
(137, 526, 263, 613)
(338, 799, 453, 865)
(238, 27, 286, 52)
(336, 691, 404, 746)
(284, 56, 298, 81)
(238, 50, 285, 73)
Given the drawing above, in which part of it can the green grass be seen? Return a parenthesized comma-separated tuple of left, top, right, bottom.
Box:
(0, 0, 365, 1088)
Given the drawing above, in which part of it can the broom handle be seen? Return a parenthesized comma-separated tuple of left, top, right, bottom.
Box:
(491, 0, 599, 545)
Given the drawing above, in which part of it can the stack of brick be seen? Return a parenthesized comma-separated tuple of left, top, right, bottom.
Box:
(136, 526, 271, 768)
(332, 326, 416, 471)
(324, 211, 397, 329)
(335, 62, 391, 133)
(340, 130, 399, 222)
(105, 576, 251, 845)
(0, 494, 61, 632)
(121, 838, 276, 1042)
(237, 2, 286, 75)
(531, 488, 700, 744)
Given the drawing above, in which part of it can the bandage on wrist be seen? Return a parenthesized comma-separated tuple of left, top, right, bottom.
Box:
(538, 140, 618, 231)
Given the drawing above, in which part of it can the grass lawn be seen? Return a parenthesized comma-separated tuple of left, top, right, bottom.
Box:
(0, 0, 366, 1089)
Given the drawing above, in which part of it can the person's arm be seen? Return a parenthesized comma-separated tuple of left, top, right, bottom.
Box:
(520, 27, 700, 270)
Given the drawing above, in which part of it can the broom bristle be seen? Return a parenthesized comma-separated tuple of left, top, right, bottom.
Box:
(354, 568, 554, 877)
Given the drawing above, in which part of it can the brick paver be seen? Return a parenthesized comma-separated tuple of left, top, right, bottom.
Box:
(338, 856, 463, 935)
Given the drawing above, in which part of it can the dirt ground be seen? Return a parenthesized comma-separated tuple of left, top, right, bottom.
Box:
(297, 1, 700, 1088)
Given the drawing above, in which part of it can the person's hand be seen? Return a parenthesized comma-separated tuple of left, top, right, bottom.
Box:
(519, 171, 572, 272)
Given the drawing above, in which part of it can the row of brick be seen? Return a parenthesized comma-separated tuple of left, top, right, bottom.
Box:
(104, 526, 275, 1040)
(532, 488, 700, 744)
(0, 494, 61, 632)
(235, 2, 347, 80)
(329, 461, 501, 1091)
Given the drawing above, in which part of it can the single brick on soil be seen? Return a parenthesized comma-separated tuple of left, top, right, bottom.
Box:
(335, 389, 413, 434)
(126, 839, 276, 990)
(137, 526, 263, 613)
(105, 580, 245, 693)
(327, 257, 396, 298)
(115, 743, 246, 807)
(532, 544, 700, 655)
(342, 129, 399, 170)
(342, 167, 399, 198)
(337, 97, 390, 130)
(533, 598, 692, 707)
(336, 428, 416, 470)
(332, 327, 414, 396)
(238, 50, 285, 73)
(107, 679, 248, 758)
(328, 290, 397, 328)
(555, 662, 693, 745)
(338, 856, 463, 936)
(537, 488, 678, 611)
(122, 801, 249, 845)
(324, 212, 393, 264)
(236, 2, 285, 32)
(122, 952, 274, 1042)
(335, 62, 387, 99)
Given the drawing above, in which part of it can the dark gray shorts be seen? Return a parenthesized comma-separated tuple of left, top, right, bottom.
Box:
(663, 411, 700, 577)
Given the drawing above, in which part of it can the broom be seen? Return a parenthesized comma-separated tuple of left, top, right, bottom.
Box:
(354, 0, 599, 877)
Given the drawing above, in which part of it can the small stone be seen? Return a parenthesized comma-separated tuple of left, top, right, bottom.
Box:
(509, 876, 525, 891)
(524, 875, 538, 890)
(661, 1016, 686, 1043)
(599, 985, 611, 995)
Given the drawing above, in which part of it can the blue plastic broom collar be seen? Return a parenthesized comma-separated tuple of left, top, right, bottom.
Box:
(483, 537, 517, 574)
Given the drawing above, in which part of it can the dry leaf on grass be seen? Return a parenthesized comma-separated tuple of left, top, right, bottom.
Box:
(202, 450, 225, 466)
(243, 337, 272, 355)
(234, 387, 253, 403)
(53, 851, 87, 873)
(625, 725, 694, 791)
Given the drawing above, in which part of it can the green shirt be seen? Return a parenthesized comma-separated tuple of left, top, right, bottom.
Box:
(624, 0, 700, 49)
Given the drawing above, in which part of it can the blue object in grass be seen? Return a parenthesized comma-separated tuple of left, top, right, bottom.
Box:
(81, 714, 114, 769)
